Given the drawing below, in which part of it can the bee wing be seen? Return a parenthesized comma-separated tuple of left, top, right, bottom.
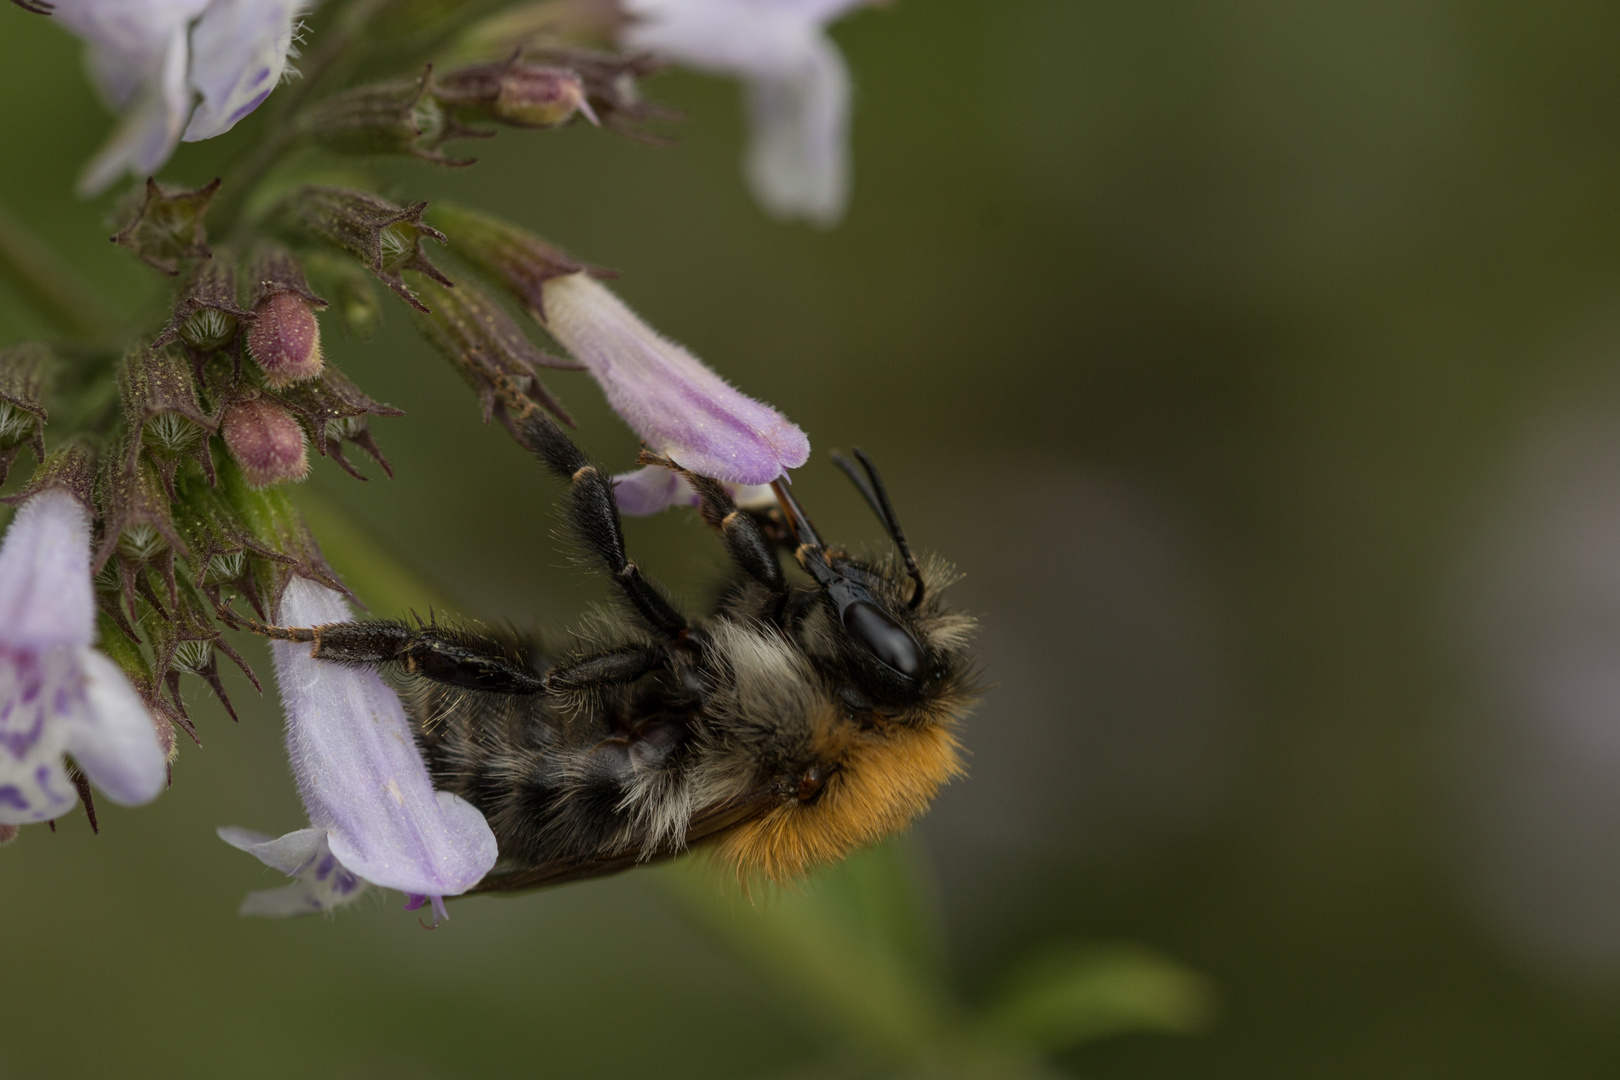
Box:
(468, 789, 784, 894)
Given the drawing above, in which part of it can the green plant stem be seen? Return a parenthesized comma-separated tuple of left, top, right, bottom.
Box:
(295, 485, 459, 613)
(213, 128, 307, 242)
(0, 203, 120, 344)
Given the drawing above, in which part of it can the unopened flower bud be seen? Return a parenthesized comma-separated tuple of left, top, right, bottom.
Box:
(244, 248, 329, 388)
(155, 259, 252, 354)
(222, 397, 310, 489)
(0, 344, 49, 486)
(274, 187, 452, 312)
(118, 346, 216, 495)
(110, 178, 222, 275)
(249, 292, 325, 387)
(302, 73, 474, 166)
(436, 61, 593, 128)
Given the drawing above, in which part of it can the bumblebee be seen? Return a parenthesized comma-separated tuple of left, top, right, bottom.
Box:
(245, 388, 977, 891)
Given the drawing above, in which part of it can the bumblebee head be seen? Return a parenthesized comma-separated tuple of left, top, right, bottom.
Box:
(708, 454, 977, 883)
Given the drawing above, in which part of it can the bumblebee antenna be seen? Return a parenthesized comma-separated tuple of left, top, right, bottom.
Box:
(832, 449, 925, 609)
(831, 452, 883, 520)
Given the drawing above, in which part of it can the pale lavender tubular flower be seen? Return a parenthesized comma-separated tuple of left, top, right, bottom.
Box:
(539, 272, 809, 511)
(220, 576, 497, 917)
(621, 0, 872, 225)
(39, 0, 304, 195)
(613, 464, 776, 517)
(0, 489, 166, 826)
(216, 826, 368, 915)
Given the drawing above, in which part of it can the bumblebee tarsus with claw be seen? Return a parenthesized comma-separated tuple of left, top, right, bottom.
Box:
(235, 378, 977, 891)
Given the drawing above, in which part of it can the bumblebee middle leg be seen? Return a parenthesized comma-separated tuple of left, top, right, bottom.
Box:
(495, 380, 692, 645)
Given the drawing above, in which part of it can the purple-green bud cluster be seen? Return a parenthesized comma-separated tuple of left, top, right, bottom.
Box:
(435, 58, 592, 128)
(0, 2, 821, 916)
(0, 177, 414, 755)
(298, 57, 602, 171)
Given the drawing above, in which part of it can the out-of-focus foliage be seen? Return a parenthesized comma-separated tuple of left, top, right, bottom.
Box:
(665, 844, 1210, 1077)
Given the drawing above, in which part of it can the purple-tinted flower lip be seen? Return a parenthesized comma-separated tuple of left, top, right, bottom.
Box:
(405, 892, 451, 925)
(0, 489, 167, 825)
(227, 86, 273, 127)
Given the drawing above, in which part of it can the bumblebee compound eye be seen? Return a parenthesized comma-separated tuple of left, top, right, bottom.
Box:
(843, 600, 923, 678)
(772, 479, 926, 681)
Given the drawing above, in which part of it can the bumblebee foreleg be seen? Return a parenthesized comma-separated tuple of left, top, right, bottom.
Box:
(638, 451, 787, 597)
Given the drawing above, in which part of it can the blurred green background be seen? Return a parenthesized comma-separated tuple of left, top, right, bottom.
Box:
(9, 0, 1620, 1075)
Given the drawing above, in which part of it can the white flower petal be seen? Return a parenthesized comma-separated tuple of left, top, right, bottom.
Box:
(0, 489, 94, 651)
(0, 487, 164, 822)
(620, 0, 864, 224)
(612, 465, 780, 517)
(218, 825, 323, 873)
(613, 464, 699, 516)
(623, 0, 803, 79)
(271, 577, 498, 899)
(183, 0, 303, 142)
(77, 25, 193, 195)
(49, 0, 209, 107)
(742, 35, 849, 225)
(772, 0, 869, 21)
(63, 648, 167, 808)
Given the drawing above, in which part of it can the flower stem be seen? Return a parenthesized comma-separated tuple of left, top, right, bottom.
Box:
(0, 202, 120, 344)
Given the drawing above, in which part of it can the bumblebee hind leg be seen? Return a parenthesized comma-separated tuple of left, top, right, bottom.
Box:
(227, 606, 549, 695)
